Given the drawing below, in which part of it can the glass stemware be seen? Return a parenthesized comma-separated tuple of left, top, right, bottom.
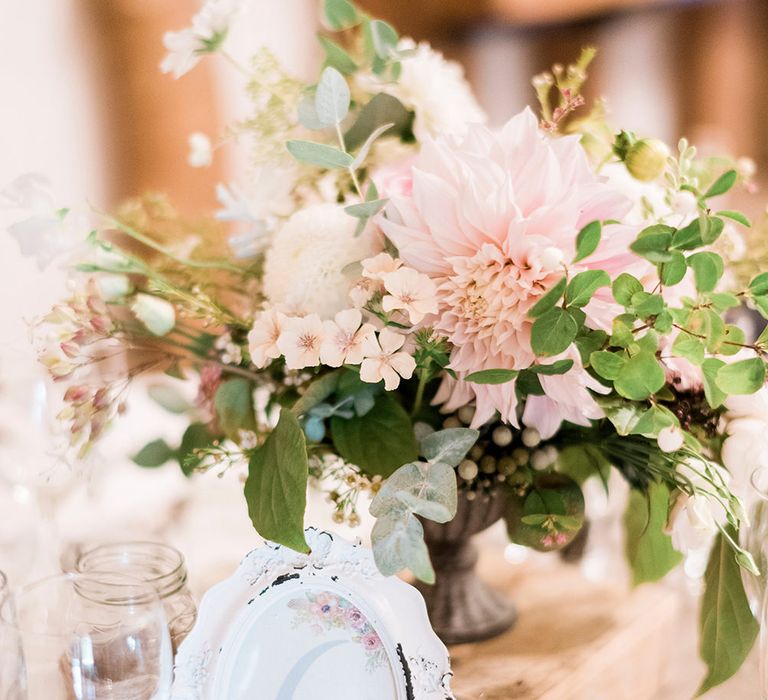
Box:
(3, 573, 173, 700)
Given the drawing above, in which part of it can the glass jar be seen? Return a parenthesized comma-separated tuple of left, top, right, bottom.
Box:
(75, 541, 197, 653)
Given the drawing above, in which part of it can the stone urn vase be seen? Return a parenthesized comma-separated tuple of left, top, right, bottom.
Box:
(416, 488, 517, 645)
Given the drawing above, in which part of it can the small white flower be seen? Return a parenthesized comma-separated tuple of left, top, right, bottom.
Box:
(359, 328, 416, 390)
(160, 0, 246, 79)
(187, 132, 213, 168)
(320, 309, 375, 367)
(657, 425, 684, 453)
(1, 173, 85, 269)
(381, 267, 438, 324)
(670, 190, 698, 218)
(97, 273, 132, 300)
(277, 314, 325, 369)
(131, 294, 176, 336)
(248, 308, 285, 368)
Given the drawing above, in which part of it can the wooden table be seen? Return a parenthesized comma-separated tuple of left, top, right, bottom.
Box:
(448, 554, 679, 700)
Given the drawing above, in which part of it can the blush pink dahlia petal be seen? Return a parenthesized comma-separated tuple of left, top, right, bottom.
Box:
(381, 108, 638, 425)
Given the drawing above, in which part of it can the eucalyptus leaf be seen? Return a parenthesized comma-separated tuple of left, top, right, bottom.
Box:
(344, 93, 412, 151)
(297, 94, 328, 130)
(368, 19, 398, 59)
(698, 529, 759, 694)
(420, 427, 479, 467)
(351, 122, 396, 170)
(371, 511, 434, 583)
(314, 66, 350, 126)
(344, 198, 388, 219)
(286, 140, 353, 169)
(318, 35, 358, 75)
(323, 0, 362, 30)
(244, 409, 309, 553)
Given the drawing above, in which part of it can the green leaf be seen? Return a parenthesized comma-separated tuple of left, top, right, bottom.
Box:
(589, 350, 626, 380)
(371, 511, 434, 583)
(344, 198, 388, 219)
(323, 0, 362, 29)
(716, 358, 766, 395)
(420, 427, 479, 467)
(178, 422, 219, 476)
(630, 291, 664, 319)
(704, 169, 737, 198)
(671, 216, 725, 250)
(318, 35, 358, 75)
(464, 368, 518, 384)
(749, 272, 768, 296)
(133, 439, 174, 468)
(214, 378, 256, 439)
(368, 19, 398, 59)
(672, 333, 705, 366)
(630, 404, 678, 437)
(528, 359, 574, 375)
(557, 444, 610, 486)
(566, 270, 610, 308)
(717, 324, 745, 356)
(530, 307, 579, 357)
(701, 216, 725, 245)
(528, 276, 566, 317)
(330, 393, 418, 476)
(702, 358, 727, 409)
(706, 292, 741, 312)
(344, 93, 412, 151)
(597, 396, 647, 435)
(370, 460, 457, 523)
(573, 221, 601, 263)
(147, 383, 191, 414)
(612, 273, 644, 307)
(291, 371, 341, 417)
(286, 140, 353, 169)
(658, 251, 687, 286)
(624, 482, 682, 585)
(716, 210, 750, 227)
(575, 329, 608, 364)
(630, 224, 674, 263)
(350, 121, 396, 170)
(688, 252, 724, 293)
(654, 310, 673, 333)
(244, 409, 309, 552)
(614, 351, 665, 400)
(697, 530, 759, 694)
(314, 66, 350, 127)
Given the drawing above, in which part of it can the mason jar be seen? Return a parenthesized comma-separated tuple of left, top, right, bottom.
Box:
(75, 541, 197, 652)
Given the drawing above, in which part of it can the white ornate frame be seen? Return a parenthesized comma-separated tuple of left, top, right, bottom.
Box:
(172, 528, 454, 700)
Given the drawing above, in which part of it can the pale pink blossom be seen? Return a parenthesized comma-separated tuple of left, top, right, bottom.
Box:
(276, 314, 324, 369)
(381, 267, 438, 324)
(381, 108, 640, 430)
(361, 252, 402, 281)
(320, 309, 375, 367)
(360, 329, 416, 390)
(248, 308, 285, 368)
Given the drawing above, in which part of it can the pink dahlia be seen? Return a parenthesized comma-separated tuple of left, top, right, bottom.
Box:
(380, 108, 645, 435)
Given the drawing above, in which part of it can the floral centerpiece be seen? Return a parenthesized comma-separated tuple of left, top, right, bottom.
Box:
(8, 0, 768, 691)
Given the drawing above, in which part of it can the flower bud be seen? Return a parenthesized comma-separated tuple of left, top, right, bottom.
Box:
(625, 138, 669, 182)
(657, 425, 684, 453)
(521, 427, 541, 448)
(492, 425, 513, 447)
(131, 293, 176, 336)
(458, 459, 479, 481)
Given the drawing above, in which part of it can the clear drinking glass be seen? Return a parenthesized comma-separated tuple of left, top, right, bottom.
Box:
(74, 542, 197, 653)
(4, 572, 173, 700)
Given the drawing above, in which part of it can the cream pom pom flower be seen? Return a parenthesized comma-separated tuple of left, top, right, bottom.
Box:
(359, 39, 486, 141)
(380, 107, 641, 431)
(320, 309, 375, 367)
(263, 203, 380, 319)
(276, 314, 324, 370)
(360, 329, 416, 390)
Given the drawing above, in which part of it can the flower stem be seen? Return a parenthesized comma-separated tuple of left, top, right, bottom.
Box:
(221, 50, 251, 78)
(412, 369, 428, 416)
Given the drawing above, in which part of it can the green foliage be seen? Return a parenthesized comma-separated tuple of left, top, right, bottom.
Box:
(344, 93, 412, 150)
(702, 358, 727, 408)
(624, 482, 682, 585)
(528, 359, 574, 375)
(286, 140, 353, 168)
(528, 276, 566, 317)
(420, 427, 478, 467)
(658, 251, 687, 286)
(590, 350, 626, 380)
(530, 307, 579, 356)
(557, 444, 610, 486)
(630, 224, 674, 262)
(612, 273, 643, 307)
(704, 169, 737, 199)
(716, 357, 766, 395)
(318, 35, 357, 75)
(133, 439, 174, 468)
(244, 409, 309, 553)
(716, 210, 750, 227)
(178, 422, 219, 476)
(147, 383, 191, 414)
(614, 351, 665, 400)
(565, 270, 610, 307)
(573, 220, 601, 262)
(687, 252, 724, 293)
(698, 530, 759, 695)
(330, 393, 418, 476)
(291, 371, 342, 417)
(214, 378, 256, 439)
(464, 369, 518, 384)
(323, 0, 362, 30)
